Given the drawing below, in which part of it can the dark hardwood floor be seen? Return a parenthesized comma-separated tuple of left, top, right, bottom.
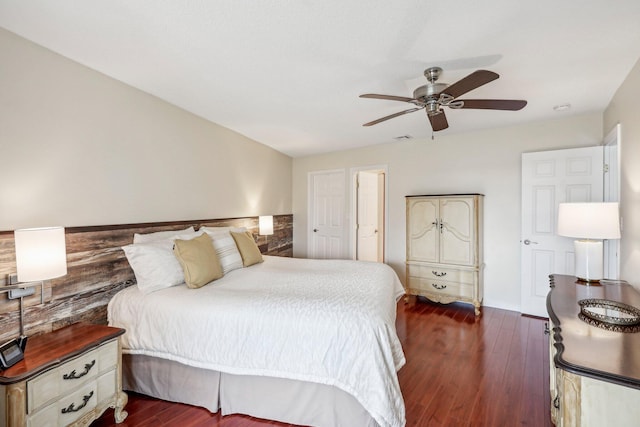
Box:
(92, 299, 552, 427)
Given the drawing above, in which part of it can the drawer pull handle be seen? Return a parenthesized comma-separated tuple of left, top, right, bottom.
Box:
(63, 360, 96, 380)
(432, 283, 447, 290)
(61, 390, 94, 414)
(432, 271, 447, 277)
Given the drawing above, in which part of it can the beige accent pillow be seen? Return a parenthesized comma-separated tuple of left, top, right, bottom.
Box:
(230, 231, 264, 267)
(173, 233, 223, 288)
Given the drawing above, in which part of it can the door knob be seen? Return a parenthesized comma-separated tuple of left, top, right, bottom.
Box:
(313, 229, 318, 232)
(523, 239, 539, 245)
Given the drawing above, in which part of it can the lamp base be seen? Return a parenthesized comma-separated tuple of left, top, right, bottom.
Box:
(17, 335, 28, 352)
(574, 240, 603, 283)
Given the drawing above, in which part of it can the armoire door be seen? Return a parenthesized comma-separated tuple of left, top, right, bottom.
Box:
(440, 197, 476, 266)
(407, 198, 439, 263)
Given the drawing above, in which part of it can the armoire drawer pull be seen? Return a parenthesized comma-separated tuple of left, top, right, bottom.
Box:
(432, 283, 447, 290)
(432, 271, 447, 277)
(63, 360, 95, 380)
(61, 390, 94, 414)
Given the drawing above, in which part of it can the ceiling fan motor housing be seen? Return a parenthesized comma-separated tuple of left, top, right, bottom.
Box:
(413, 83, 448, 116)
(412, 83, 448, 101)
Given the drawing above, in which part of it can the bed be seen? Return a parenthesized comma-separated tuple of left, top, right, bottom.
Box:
(108, 242, 406, 427)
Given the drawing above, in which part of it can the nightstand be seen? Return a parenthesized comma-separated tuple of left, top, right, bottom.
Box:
(0, 323, 127, 427)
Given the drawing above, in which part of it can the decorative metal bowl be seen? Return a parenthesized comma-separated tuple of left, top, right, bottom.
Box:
(578, 299, 640, 333)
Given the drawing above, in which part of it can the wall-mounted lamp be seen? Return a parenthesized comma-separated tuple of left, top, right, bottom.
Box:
(557, 203, 620, 283)
(259, 215, 274, 236)
(1, 227, 67, 351)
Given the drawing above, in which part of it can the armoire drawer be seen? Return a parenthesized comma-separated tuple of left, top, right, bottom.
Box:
(406, 276, 473, 299)
(407, 264, 476, 285)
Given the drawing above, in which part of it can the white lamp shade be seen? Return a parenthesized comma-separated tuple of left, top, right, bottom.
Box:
(15, 227, 67, 282)
(259, 216, 274, 236)
(557, 202, 621, 239)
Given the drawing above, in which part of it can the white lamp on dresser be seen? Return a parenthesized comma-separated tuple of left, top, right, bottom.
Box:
(557, 202, 620, 282)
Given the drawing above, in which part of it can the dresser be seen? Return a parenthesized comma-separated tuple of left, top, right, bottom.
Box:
(0, 323, 127, 427)
(547, 274, 640, 426)
(405, 194, 484, 315)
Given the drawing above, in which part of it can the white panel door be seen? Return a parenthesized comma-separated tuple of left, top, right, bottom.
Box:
(309, 170, 346, 259)
(356, 171, 379, 262)
(521, 146, 603, 317)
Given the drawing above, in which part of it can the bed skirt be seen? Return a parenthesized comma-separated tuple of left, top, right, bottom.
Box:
(122, 354, 379, 427)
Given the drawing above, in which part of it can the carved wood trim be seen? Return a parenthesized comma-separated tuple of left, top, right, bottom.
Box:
(0, 215, 293, 343)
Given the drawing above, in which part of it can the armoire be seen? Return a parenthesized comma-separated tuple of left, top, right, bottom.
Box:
(405, 194, 484, 315)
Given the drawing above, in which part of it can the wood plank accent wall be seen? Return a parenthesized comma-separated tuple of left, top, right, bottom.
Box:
(0, 215, 293, 343)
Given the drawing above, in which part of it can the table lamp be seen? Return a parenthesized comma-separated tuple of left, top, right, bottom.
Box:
(557, 203, 620, 282)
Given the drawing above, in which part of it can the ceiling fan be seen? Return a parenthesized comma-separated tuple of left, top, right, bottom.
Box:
(360, 67, 527, 131)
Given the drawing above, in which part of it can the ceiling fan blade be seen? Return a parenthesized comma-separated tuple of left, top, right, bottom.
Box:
(428, 111, 449, 131)
(363, 107, 423, 126)
(360, 93, 416, 103)
(440, 70, 499, 99)
(457, 99, 527, 110)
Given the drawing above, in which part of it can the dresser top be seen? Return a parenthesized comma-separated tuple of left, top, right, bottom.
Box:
(548, 274, 640, 389)
(0, 323, 124, 385)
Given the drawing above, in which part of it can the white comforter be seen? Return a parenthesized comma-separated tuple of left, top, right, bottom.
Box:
(108, 256, 406, 427)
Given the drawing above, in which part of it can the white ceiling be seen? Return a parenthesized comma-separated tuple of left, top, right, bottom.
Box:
(2, 1, 640, 157)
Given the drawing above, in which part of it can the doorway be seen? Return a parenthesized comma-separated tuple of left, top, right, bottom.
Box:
(351, 166, 387, 262)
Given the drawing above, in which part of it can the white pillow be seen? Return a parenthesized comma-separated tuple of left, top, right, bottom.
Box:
(133, 226, 195, 244)
(202, 229, 244, 275)
(123, 231, 202, 293)
(200, 226, 246, 234)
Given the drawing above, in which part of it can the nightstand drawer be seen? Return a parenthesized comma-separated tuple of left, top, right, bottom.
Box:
(407, 264, 475, 285)
(28, 346, 100, 413)
(28, 381, 97, 427)
(407, 276, 473, 299)
(97, 369, 116, 402)
(97, 340, 118, 373)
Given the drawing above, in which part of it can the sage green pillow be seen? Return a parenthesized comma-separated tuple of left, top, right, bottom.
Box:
(230, 231, 264, 267)
(173, 233, 223, 288)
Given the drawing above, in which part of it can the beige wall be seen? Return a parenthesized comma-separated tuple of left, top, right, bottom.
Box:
(0, 28, 292, 230)
(605, 58, 640, 288)
(293, 114, 603, 311)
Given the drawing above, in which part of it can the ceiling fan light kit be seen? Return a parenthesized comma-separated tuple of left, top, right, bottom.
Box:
(360, 67, 527, 132)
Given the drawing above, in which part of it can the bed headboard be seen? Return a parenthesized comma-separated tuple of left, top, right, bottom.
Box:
(0, 214, 292, 343)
